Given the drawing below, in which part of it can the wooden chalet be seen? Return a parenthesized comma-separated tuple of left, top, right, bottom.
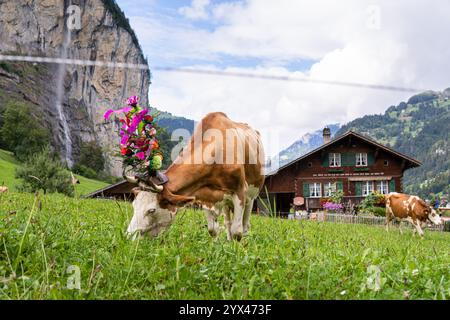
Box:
(85, 180, 136, 201)
(261, 128, 421, 213)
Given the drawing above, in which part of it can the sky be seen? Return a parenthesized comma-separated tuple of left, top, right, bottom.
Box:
(116, 0, 450, 156)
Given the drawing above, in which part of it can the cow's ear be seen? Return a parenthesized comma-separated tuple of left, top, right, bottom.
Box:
(131, 187, 141, 196)
(168, 194, 196, 207)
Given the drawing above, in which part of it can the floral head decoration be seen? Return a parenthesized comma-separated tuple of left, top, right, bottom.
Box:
(104, 96, 163, 174)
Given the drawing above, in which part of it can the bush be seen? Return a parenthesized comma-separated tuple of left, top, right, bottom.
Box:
(77, 141, 105, 173)
(72, 164, 97, 179)
(15, 146, 74, 197)
(96, 173, 122, 185)
(0, 101, 50, 161)
(0, 61, 14, 74)
(360, 192, 386, 210)
(364, 206, 386, 217)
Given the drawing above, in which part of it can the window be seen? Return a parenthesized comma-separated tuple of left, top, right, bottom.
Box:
(362, 181, 374, 196)
(356, 153, 368, 167)
(324, 182, 337, 197)
(310, 183, 322, 198)
(329, 153, 341, 167)
(384, 160, 389, 166)
(308, 162, 313, 168)
(376, 181, 389, 194)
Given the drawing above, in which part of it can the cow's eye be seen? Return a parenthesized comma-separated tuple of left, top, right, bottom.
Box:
(146, 209, 156, 216)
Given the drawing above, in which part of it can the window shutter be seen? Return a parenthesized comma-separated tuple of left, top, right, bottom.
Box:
(336, 181, 343, 192)
(355, 182, 362, 196)
(389, 179, 396, 193)
(303, 183, 310, 197)
(344, 153, 356, 166)
(368, 153, 375, 166)
(342, 153, 348, 166)
(322, 154, 329, 167)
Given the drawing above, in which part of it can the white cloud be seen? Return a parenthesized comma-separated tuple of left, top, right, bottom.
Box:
(125, 0, 450, 156)
(179, 0, 211, 20)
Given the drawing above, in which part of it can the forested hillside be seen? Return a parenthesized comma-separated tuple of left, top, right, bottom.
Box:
(336, 89, 450, 198)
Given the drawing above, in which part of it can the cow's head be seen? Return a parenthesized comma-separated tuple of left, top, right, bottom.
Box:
(428, 208, 443, 225)
(124, 172, 194, 238)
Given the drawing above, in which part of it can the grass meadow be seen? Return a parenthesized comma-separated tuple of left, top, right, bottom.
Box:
(0, 192, 449, 300)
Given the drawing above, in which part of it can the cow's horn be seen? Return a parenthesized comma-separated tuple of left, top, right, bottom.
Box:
(144, 178, 164, 193)
(122, 168, 138, 184)
(138, 181, 163, 193)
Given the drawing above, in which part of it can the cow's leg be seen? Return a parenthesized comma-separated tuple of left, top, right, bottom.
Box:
(412, 220, 424, 238)
(385, 213, 393, 232)
(385, 204, 392, 232)
(243, 186, 259, 236)
(243, 198, 254, 236)
(398, 220, 403, 234)
(205, 209, 220, 237)
(230, 193, 245, 241)
(223, 206, 232, 241)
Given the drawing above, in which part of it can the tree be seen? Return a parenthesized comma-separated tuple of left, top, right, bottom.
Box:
(76, 141, 105, 173)
(156, 126, 178, 169)
(15, 146, 74, 196)
(0, 101, 50, 161)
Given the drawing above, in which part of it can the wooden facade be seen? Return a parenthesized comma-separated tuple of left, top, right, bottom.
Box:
(261, 130, 421, 213)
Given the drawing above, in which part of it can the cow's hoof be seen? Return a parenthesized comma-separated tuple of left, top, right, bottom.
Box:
(208, 228, 219, 237)
(231, 225, 243, 241)
(232, 232, 243, 241)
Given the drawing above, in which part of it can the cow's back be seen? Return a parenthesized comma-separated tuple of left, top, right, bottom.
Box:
(164, 112, 265, 206)
(386, 193, 429, 222)
(386, 193, 410, 219)
(193, 112, 264, 187)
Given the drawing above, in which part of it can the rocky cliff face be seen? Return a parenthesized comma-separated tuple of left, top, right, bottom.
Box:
(0, 0, 150, 176)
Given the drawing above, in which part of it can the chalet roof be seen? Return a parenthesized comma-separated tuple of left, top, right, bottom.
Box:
(266, 130, 421, 176)
(83, 180, 132, 199)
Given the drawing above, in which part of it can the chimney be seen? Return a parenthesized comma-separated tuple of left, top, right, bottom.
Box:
(323, 127, 331, 144)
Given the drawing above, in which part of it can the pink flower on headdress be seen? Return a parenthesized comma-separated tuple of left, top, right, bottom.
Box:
(120, 134, 130, 145)
(103, 107, 132, 120)
(128, 109, 149, 134)
(136, 152, 146, 160)
(127, 96, 139, 107)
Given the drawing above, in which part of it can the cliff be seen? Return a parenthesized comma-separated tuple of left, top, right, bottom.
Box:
(0, 0, 150, 176)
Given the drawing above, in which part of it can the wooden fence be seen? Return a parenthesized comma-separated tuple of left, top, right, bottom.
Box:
(286, 212, 448, 232)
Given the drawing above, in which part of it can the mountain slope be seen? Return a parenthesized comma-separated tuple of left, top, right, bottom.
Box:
(336, 89, 450, 197)
(275, 124, 340, 168)
(156, 111, 195, 135)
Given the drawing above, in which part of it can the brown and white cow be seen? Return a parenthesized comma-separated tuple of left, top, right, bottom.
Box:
(385, 192, 442, 237)
(124, 112, 265, 241)
(0, 186, 8, 193)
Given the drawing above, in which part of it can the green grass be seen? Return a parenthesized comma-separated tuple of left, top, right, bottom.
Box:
(0, 149, 108, 196)
(73, 175, 109, 197)
(0, 150, 19, 189)
(0, 192, 449, 300)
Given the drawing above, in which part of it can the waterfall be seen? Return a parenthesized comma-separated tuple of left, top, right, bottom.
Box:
(54, 9, 73, 168)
